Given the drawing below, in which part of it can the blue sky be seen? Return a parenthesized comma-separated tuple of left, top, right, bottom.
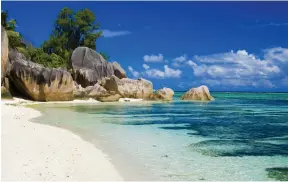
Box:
(2, 1, 288, 92)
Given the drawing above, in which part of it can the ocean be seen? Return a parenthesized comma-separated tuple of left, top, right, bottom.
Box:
(30, 92, 288, 181)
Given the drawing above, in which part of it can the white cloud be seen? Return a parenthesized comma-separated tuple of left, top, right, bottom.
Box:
(174, 55, 187, 63)
(164, 65, 182, 78)
(102, 29, 131, 38)
(142, 64, 150, 70)
(186, 60, 197, 68)
(143, 54, 163, 62)
(256, 22, 288, 27)
(145, 69, 165, 78)
(172, 62, 181, 67)
(264, 47, 288, 63)
(172, 55, 187, 67)
(144, 65, 182, 79)
(183, 48, 288, 88)
(128, 66, 139, 78)
(191, 49, 281, 79)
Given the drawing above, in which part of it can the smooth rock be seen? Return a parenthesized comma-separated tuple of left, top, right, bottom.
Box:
(9, 51, 74, 101)
(97, 94, 121, 102)
(1, 26, 9, 83)
(151, 87, 174, 101)
(99, 75, 153, 99)
(181, 85, 214, 101)
(112, 61, 126, 79)
(73, 82, 86, 99)
(1, 86, 12, 99)
(71, 47, 126, 87)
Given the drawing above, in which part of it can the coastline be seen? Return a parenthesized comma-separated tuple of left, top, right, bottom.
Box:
(1, 99, 124, 181)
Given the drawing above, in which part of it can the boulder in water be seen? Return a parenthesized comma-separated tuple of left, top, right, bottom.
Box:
(149, 87, 174, 101)
(99, 75, 153, 99)
(181, 85, 214, 101)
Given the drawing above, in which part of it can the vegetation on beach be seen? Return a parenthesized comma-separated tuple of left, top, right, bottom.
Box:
(1, 7, 108, 69)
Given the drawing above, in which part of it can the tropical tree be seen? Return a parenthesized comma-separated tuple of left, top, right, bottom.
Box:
(1, 11, 25, 49)
(1, 8, 108, 69)
(42, 7, 103, 60)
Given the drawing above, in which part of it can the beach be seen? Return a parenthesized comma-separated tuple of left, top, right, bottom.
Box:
(1, 100, 123, 181)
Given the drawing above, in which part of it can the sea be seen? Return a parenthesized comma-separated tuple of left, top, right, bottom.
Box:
(30, 92, 288, 181)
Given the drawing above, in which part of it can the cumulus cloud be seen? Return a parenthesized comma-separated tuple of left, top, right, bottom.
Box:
(143, 54, 164, 62)
(128, 66, 139, 78)
(144, 65, 182, 79)
(172, 55, 187, 67)
(173, 47, 288, 88)
(191, 49, 281, 79)
(174, 55, 187, 62)
(145, 69, 165, 78)
(102, 29, 131, 38)
(142, 64, 150, 70)
(186, 60, 197, 68)
(264, 47, 288, 63)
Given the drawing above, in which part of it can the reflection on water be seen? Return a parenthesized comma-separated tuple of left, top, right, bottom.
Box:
(266, 167, 288, 181)
(31, 92, 288, 181)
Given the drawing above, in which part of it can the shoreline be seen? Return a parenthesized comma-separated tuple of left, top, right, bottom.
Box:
(1, 99, 124, 181)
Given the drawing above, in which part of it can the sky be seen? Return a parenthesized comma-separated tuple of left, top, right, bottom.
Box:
(2, 1, 288, 92)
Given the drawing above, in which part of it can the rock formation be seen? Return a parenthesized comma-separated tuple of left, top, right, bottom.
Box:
(181, 85, 214, 101)
(99, 75, 153, 99)
(1, 26, 9, 83)
(8, 51, 74, 101)
(2, 44, 172, 102)
(71, 47, 126, 87)
(150, 87, 174, 101)
(112, 62, 126, 79)
(73, 82, 121, 102)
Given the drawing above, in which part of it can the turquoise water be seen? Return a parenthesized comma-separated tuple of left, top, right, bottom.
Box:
(30, 92, 288, 181)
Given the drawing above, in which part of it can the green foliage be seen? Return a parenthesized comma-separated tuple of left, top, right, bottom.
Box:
(15, 47, 30, 59)
(6, 30, 25, 49)
(1, 11, 17, 31)
(26, 47, 66, 68)
(2, 11, 25, 49)
(42, 7, 102, 58)
(99, 52, 110, 61)
(2, 8, 109, 69)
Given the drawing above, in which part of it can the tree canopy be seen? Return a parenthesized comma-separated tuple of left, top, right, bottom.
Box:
(42, 7, 103, 63)
(1, 7, 109, 69)
(1, 11, 25, 49)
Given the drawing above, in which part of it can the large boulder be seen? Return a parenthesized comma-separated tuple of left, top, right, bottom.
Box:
(99, 75, 153, 99)
(71, 47, 126, 87)
(9, 51, 74, 101)
(1, 77, 13, 99)
(150, 87, 174, 101)
(181, 85, 214, 101)
(112, 61, 126, 79)
(1, 26, 9, 83)
(73, 82, 121, 102)
(73, 82, 86, 99)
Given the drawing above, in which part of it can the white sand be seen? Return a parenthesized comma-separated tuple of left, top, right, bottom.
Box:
(118, 98, 144, 102)
(1, 101, 124, 181)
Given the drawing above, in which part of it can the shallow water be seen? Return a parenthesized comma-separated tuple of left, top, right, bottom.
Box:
(30, 92, 288, 181)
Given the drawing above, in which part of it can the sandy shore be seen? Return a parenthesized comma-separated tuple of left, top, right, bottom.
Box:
(1, 100, 124, 181)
